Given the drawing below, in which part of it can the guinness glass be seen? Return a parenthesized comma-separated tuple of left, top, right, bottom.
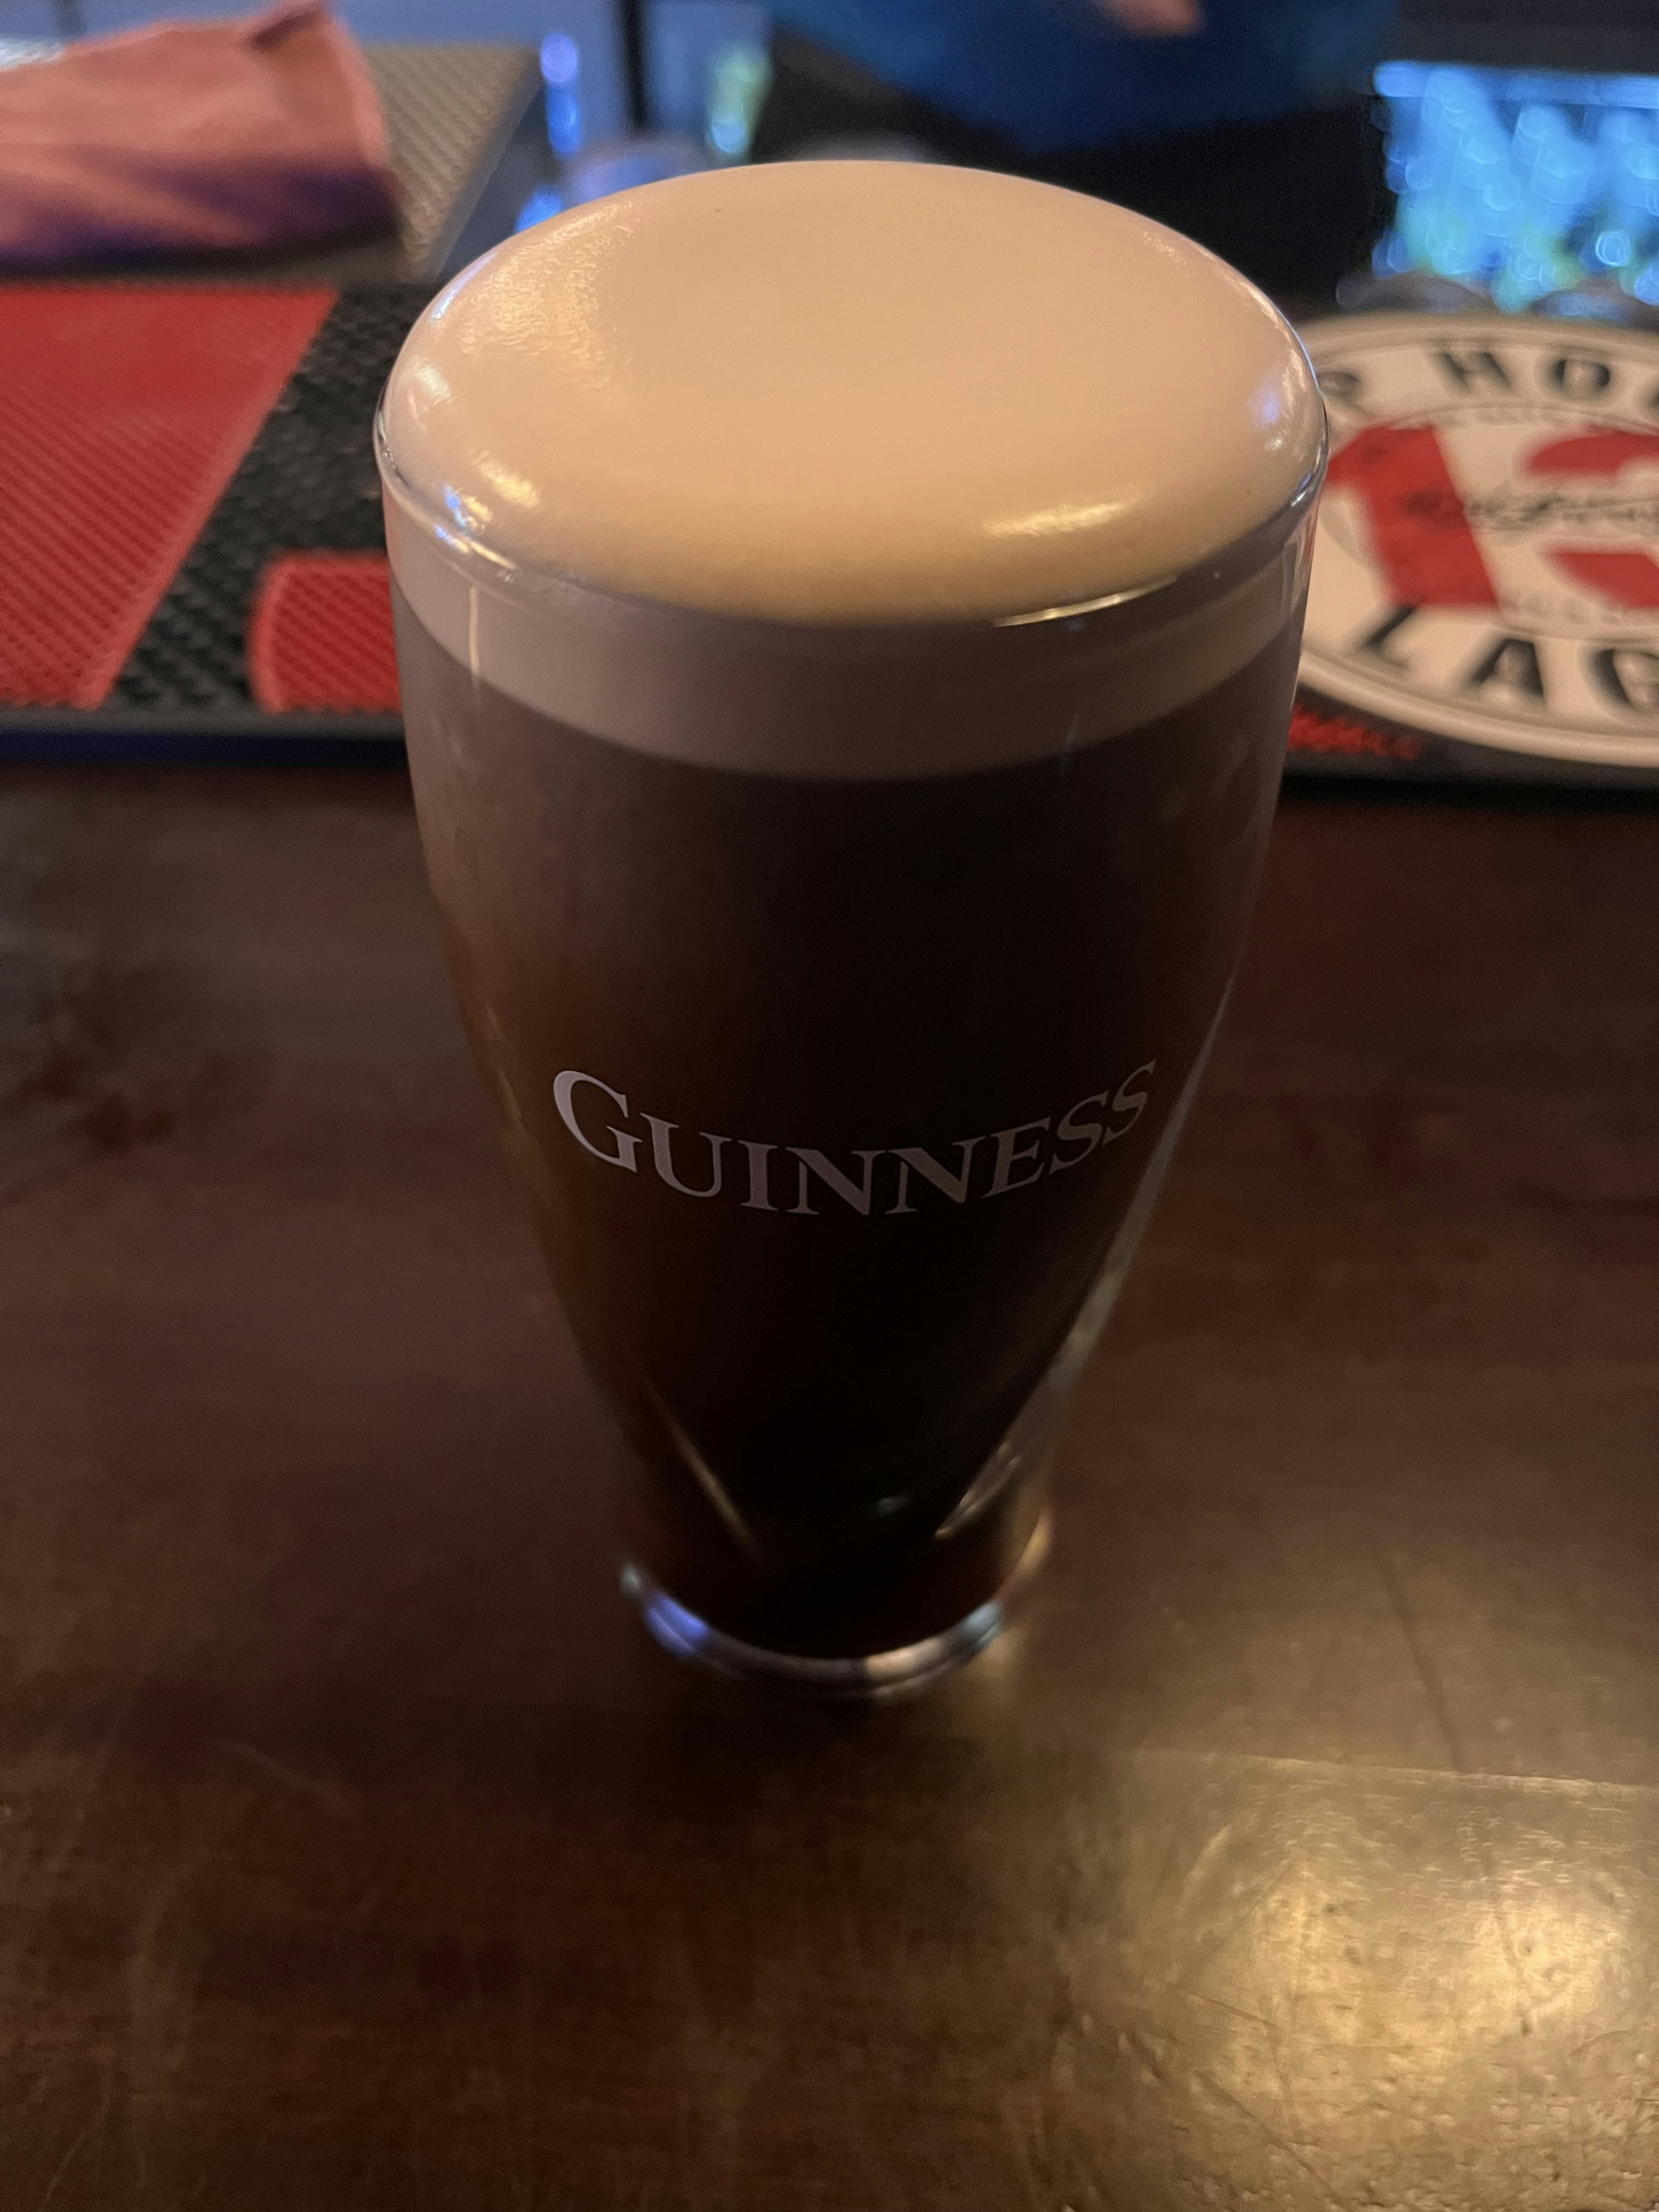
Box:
(379, 161, 1326, 1691)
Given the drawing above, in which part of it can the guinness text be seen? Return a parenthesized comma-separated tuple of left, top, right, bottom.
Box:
(551, 1065, 1156, 1216)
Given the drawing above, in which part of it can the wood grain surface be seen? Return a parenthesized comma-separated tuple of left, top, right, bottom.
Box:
(1, 766, 1656, 2211)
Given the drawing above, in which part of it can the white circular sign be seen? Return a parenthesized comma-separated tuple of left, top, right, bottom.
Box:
(1299, 311, 1659, 768)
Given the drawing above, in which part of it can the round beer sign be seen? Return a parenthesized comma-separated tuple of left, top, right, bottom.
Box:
(1298, 311, 1659, 772)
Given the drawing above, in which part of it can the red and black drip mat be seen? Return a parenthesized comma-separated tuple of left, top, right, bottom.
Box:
(0, 281, 420, 754)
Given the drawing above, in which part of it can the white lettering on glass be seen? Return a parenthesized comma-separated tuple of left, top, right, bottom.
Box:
(553, 1069, 640, 1170)
(741, 1140, 777, 1211)
(1105, 1062, 1155, 1140)
(888, 1138, 983, 1215)
(789, 1148, 882, 1217)
(988, 1119, 1051, 1197)
(643, 1116, 727, 1197)
(547, 1064, 1160, 1215)
(1050, 1092, 1109, 1173)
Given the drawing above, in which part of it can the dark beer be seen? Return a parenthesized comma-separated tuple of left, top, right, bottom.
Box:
(379, 159, 1326, 1685)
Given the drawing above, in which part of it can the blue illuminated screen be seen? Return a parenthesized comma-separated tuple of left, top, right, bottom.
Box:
(1375, 60, 1659, 308)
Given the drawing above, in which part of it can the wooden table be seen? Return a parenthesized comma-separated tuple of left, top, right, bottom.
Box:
(3, 765, 1656, 2211)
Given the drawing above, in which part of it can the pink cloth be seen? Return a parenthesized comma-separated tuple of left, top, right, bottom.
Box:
(0, 3, 398, 267)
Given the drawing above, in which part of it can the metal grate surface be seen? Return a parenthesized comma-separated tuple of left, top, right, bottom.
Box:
(367, 44, 541, 280)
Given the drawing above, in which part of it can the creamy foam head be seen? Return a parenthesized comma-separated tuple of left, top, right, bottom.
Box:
(381, 163, 1324, 775)
(382, 161, 1320, 626)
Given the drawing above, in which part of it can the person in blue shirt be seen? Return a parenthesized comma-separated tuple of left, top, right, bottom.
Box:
(752, 0, 1400, 299)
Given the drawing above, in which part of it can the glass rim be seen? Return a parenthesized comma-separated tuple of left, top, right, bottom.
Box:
(375, 394, 1328, 656)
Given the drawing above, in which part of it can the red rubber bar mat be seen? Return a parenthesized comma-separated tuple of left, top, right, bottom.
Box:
(0, 286, 335, 709)
(248, 551, 400, 712)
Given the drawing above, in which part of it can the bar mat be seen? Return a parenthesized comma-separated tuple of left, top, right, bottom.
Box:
(3, 283, 1656, 787)
(0, 285, 336, 713)
(115, 284, 426, 726)
(1294, 310, 1659, 791)
(0, 281, 429, 744)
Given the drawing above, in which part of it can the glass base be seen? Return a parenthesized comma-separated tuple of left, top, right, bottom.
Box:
(621, 1510, 1051, 1697)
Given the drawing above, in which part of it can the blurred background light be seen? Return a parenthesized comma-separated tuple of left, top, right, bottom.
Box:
(1375, 61, 1659, 309)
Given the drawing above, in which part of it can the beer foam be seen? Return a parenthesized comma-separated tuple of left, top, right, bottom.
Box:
(381, 162, 1323, 773)
(385, 162, 1318, 625)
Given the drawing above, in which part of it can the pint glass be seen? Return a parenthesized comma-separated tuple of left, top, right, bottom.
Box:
(379, 161, 1326, 1689)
